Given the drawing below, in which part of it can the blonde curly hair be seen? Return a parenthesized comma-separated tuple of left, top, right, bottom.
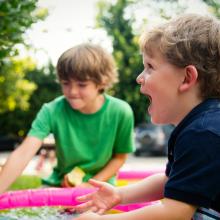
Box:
(140, 14, 220, 99)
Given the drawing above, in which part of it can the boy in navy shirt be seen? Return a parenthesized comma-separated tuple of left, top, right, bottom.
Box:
(74, 14, 220, 220)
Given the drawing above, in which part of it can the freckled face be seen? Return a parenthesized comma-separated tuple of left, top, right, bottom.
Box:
(60, 80, 104, 114)
(136, 52, 185, 125)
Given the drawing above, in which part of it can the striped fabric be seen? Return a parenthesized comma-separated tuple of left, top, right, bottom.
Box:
(193, 208, 220, 220)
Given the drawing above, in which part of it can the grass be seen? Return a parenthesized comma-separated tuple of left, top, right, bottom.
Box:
(9, 175, 42, 191)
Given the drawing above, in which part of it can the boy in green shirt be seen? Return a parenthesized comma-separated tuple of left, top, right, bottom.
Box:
(0, 43, 134, 192)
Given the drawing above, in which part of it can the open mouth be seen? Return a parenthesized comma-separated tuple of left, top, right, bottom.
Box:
(146, 94, 153, 114)
(146, 94, 152, 103)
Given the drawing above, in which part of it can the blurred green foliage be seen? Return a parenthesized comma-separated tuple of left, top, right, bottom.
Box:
(0, 57, 37, 114)
(203, 0, 220, 18)
(0, 0, 47, 59)
(0, 63, 61, 137)
(0, 0, 60, 138)
(0, 0, 48, 115)
(96, 0, 148, 125)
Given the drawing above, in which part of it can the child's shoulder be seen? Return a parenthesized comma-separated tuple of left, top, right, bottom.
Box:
(187, 100, 220, 135)
(105, 94, 133, 111)
(106, 94, 130, 106)
(104, 95, 134, 120)
(42, 96, 67, 111)
(201, 109, 220, 135)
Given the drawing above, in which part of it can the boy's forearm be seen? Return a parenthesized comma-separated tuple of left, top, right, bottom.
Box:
(92, 154, 128, 182)
(118, 173, 167, 204)
(0, 149, 27, 193)
(0, 136, 42, 193)
(96, 198, 196, 220)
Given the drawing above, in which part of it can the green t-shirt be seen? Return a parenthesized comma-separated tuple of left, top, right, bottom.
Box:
(28, 94, 135, 186)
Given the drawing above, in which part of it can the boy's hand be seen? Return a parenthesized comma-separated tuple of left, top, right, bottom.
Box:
(61, 175, 72, 187)
(75, 211, 101, 220)
(75, 179, 121, 214)
(61, 175, 93, 188)
(77, 182, 93, 188)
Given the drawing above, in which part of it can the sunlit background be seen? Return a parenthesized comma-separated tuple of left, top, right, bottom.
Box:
(24, 0, 210, 65)
(0, 0, 218, 146)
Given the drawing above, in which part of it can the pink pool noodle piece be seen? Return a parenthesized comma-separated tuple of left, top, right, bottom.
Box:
(118, 169, 164, 179)
(0, 187, 157, 211)
(0, 169, 162, 210)
(0, 187, 94, 209)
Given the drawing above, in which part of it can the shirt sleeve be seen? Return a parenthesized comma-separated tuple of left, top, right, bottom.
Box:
(28, 103, 52, 140)
(165, 129, 220, 207)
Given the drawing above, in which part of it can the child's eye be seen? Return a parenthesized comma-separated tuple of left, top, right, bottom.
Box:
(144, 63, 154, 74)
(147, 63, 153, 69)
(61, 81, 69, 86)
(143, 62, 153, 70)
(78, 83, 87, 87)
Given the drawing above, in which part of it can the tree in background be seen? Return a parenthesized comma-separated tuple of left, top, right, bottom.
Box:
(0, 63, 61, 137)
(203, 0, 220, 18)
(0, 0, 47, 113)
(96, 0, 148, 125)
(0, 1, 61, 138)
(0, 57, 37, 114)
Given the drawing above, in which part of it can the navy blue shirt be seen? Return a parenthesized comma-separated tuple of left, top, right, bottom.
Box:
(165, 99, 220, 212)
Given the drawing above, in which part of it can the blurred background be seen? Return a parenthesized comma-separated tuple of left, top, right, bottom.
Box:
(0, 0, 219, 157)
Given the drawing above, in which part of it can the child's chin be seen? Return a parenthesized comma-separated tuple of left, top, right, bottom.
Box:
(71, 105, 82, 111)
(68, 101, 83, 110)
(68, 104, 81, 111)
(150, 115, 160, 124)
(148, 105, 153, 115)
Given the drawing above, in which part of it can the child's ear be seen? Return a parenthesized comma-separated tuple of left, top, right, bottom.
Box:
(179, 65, 198, 92)
(97, 84, 105, 93)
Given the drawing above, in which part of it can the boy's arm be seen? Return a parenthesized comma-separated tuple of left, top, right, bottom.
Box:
(92, 153, 128, 182)
(119, 173, 167, 203)
(76, 198, 196, 220)
(119, 198, 196, 220)
(0, 136, 42, 193)
(76, 173, 167, 213)
(65, 154, 127, 188)
(75, 174, 196, 220)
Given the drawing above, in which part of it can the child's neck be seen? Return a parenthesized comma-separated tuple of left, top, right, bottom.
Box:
(80, 94, 105, 114)
(174, 96, 203, 126)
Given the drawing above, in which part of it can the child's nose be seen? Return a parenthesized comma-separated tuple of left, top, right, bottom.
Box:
(69, 86, 78, 95)
(136, 71, 145, 84)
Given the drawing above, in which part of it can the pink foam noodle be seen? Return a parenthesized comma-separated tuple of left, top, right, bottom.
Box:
(0, 187, 158, 211)
(113, 201, 159, 212)
(0, 187, 95, 210)
(118, 169, 164, 179)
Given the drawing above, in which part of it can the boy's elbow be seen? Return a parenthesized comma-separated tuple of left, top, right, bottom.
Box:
(114, 153, 128, 162)
(161, 198, 196, 220)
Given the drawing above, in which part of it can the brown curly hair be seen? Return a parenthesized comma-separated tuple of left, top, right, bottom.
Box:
(57, 43, 118, 92)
